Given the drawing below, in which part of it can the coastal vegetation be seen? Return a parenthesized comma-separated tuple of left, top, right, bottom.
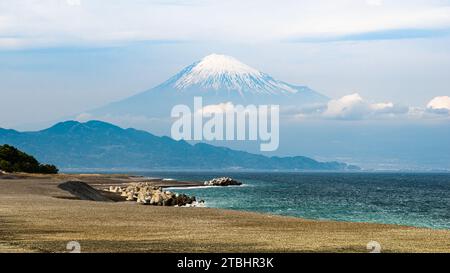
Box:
(0, 144, 58, 174)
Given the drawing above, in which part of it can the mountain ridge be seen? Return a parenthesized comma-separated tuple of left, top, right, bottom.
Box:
(0, 120, 359, 171)
(91, 54, 329, 118)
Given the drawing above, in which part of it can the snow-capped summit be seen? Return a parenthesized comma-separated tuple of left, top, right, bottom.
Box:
(92, 54, 329, 118)
(180, 54, 260, 79)
(161, 54, 298, 96)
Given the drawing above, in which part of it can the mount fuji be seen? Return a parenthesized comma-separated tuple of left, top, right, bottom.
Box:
(90, 54, 328, 119)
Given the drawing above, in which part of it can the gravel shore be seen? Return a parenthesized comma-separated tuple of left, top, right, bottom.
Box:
(1, 173, 449, 253)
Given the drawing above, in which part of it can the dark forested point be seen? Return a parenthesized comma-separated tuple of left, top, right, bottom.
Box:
(0, 144, 58, 174)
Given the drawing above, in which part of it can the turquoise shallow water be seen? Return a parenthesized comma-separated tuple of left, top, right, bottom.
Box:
(137, 172, 450, 230)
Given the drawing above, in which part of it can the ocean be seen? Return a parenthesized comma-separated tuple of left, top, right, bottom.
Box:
(137, 171, 450, 230)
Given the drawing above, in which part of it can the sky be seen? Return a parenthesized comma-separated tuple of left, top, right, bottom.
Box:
(1, 0, 450, 128)
(0, 0, 450, 169)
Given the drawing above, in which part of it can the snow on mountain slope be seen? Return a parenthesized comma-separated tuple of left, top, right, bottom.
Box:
(89, 54, 329, 121)
(160, 54, 298, 96)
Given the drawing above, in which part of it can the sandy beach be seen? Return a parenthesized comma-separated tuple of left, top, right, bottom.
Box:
(0, 173, 449, 253)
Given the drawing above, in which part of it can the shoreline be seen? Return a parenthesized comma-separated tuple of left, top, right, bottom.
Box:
(60, 168, 450, 174)
(159, 175, 450, 232)
(1, 172, 449, 253)
(1, 172, 449, 230)
(2, 171, 449, 230)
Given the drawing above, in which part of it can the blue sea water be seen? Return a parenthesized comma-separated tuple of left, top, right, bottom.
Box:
(138, 172, 450, 230)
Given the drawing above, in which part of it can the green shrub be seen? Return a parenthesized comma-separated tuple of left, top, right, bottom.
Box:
(39, 164, 59, 174)
(0, 144, 58, 174)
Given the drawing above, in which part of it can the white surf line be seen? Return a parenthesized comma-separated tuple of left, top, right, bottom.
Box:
(165, 184, 246, 190)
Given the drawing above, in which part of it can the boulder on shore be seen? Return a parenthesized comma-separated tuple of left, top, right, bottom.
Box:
(204, 177, 242, 187)
(105, 182, 200, 207)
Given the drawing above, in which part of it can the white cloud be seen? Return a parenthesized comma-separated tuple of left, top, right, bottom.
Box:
(320, 93, 408, 120)
(323, 93, 364, 119)
(1, 0, 450, 49)
(426, 96, 450, 115)
(307, 94, 450, 120)
(371, 102, 394, 111)
(77, 95, 449, 125)
(199, 102, 236, 115)
(199, 102, 263, 117)
(66, 0, 81, 6)
(427, 96, 450, 110)
(75, 112, 92, 122)
(366, 0, 384, 6)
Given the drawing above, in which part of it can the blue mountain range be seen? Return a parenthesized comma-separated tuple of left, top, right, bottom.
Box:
(0, 120, 358, 171)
